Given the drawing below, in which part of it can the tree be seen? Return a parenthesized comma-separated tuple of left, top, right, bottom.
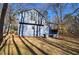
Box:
(0, 3, 8, 45)
(51, 4, 68, 36)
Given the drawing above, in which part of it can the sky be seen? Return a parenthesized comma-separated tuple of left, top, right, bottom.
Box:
(11, 3, 79, 20)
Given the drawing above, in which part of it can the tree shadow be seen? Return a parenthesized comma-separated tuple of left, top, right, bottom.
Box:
(19, 36, 37, 55)
(11, 47, 14, 55)
(8, 40, 10, 55)
(36, 37, 78, 55)
(0, 36, 10, 51)
(12, 35, 21, 55)
(49, 37, 79, 54)
(20, 36, 48, 55)
(63, 39, 79, 45)
(3, 45, 6, 55)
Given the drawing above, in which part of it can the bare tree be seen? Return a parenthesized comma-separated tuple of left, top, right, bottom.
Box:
(0, 3, 8, 45)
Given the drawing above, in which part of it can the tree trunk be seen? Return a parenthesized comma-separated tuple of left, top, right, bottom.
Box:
(0, 3, 8, 45)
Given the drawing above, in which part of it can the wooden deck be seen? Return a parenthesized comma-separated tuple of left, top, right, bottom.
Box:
(0, 34, 79, 55)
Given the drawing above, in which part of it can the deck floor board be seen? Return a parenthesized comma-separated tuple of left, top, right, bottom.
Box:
(0, 34, 79, 55)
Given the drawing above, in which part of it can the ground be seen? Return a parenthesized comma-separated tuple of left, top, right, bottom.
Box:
(0, 34, 79, 55)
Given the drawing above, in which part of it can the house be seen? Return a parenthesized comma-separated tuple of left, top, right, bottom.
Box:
(15, 9, 49, 37)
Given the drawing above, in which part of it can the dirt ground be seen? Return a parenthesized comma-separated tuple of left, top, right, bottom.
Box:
(0, 34, 79, 55)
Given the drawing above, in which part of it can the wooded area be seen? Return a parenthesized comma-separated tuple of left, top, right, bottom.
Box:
(0, 3, 79, 55)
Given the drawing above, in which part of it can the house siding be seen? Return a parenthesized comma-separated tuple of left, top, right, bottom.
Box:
(16, 9, 49, 37)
